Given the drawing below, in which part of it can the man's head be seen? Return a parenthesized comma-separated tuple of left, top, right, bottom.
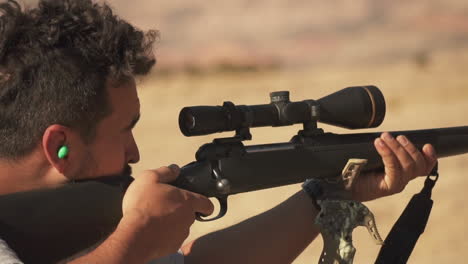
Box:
(0, 0, 157, 189)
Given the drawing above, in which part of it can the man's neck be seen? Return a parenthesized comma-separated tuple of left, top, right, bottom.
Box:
(0, 152, 64, 195)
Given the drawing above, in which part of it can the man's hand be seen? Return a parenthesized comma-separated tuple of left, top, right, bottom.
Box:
(352, 132, 438, 202)
(119, 165, 214, 261)
(69, 165, 214, 264)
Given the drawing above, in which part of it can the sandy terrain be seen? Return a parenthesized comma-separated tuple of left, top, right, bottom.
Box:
(23, 0, 468, 70)
(108, 0, 468, 71)
(18, 0, 468, 262)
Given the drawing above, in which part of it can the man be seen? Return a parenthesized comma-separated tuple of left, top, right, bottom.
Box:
(0, 0, 437, 263)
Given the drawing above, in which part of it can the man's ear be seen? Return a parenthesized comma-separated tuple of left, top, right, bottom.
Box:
(42, 124, 73, 174)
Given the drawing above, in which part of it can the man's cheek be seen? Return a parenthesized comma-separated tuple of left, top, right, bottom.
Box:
(105, 147, 127, 174)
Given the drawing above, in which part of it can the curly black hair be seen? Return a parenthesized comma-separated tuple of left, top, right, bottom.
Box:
(0, 0, 157, 159)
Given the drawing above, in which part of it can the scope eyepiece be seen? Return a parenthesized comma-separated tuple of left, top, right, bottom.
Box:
(179, 86, 386, 137)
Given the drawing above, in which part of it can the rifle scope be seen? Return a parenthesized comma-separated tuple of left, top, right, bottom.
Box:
(179, 86, 386, 136)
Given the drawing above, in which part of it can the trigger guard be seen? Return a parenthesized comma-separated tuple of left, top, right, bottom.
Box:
(196, 196, 228, 222)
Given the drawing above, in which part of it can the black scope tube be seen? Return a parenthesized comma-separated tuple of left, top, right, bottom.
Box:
(179, 86, 386, 137)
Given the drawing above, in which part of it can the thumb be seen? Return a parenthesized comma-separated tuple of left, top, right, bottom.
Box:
(140, 164, 180, 183)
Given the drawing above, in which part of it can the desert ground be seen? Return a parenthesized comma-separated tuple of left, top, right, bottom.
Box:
(20, 0, 468, 262)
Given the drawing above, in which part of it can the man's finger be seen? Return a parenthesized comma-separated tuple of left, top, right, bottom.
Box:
(187, 191, 215, 217)
(140, 165, 180, 183)
(396, 135, 427, 177)
(381, 132, 415, 175)
(375, 137, 402, 189)
(422, 144, 438, 175)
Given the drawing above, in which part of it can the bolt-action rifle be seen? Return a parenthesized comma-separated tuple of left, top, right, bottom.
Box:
(0, 86, 467, 263)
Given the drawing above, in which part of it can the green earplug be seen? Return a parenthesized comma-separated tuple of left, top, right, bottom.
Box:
(58, 145, 69, 159)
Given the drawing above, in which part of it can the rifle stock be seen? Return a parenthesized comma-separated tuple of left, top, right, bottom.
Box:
(0, 126, 467, 262)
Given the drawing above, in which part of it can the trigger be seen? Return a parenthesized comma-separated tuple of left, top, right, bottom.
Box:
(196, 196, 228, 222)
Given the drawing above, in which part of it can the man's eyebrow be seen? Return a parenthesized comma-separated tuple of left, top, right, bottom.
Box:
(126, 113, 141, 130)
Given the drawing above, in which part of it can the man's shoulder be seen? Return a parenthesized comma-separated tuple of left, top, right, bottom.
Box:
(0, 235, 184, 264)
(148, 251, 184, 264)
(0, 238, 23, 264)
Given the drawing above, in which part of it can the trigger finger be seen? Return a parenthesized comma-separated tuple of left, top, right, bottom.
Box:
(188, 192, 215, 217)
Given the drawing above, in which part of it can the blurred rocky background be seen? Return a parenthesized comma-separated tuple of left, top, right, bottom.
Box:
(23, 0, 468, 263)
(111, 0, 467, 73)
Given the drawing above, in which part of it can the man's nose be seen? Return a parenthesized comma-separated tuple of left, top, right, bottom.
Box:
(127, 136, 140, 164)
